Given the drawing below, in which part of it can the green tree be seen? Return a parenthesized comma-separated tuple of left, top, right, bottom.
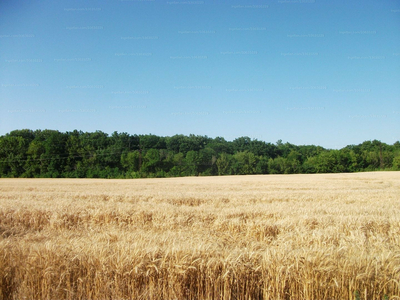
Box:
(232, 151, 257, 175)
(24, 140, 46, 177)
(302, 156, 318, 173)
(0, 136, 28, 177)
(392, 154, 400, 170)
(140, 134, 166, 150)
(286, 150, 302, 173)
(198, 148, 217, 175)
(314, 151, 339, 173)
(362, 151, 380, 170)
(185, 150, 200, 176)
(268, 157, 288, 174)
(216, 153, 231, 175)
(8, 129, 35, 142)
(255, 156, 269, 174)
(206, 136, 233, 155)
(232, 137, 251, 153)
(168, 152, 186, 177)
(0, 129, 398, 178)
(121, 151, 141, 172)
(141, 149, 161, 174)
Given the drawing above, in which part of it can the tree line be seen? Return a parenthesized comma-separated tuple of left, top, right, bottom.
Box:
(0, 129, 399, 178)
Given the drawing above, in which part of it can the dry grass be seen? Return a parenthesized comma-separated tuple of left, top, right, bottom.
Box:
(0, 172, 399, 299)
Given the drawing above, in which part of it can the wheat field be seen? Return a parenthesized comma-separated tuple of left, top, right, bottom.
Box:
(0, 172, 399, 300)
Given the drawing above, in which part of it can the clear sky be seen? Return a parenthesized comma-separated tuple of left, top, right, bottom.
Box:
(1, 0, 399, 149)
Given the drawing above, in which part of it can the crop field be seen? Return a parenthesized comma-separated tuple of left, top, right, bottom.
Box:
(0, 172, 399, 299)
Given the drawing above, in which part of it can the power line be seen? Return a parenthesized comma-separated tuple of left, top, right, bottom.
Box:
(0, 149, 133, 164)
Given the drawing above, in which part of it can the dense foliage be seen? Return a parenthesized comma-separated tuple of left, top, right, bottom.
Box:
(1, 129, 399, 178)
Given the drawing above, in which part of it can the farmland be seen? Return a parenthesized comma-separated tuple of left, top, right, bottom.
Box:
(0, 172, 399, 299)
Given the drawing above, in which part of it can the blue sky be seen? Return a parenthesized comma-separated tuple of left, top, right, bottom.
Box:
(0, 0, 399, 149)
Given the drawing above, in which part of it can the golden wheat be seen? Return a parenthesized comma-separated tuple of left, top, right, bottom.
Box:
(0, 172, 399, 299)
